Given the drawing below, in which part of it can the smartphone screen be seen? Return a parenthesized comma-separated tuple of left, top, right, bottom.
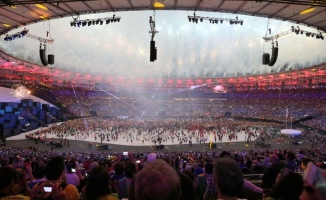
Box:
(43, 186, 52, 193)
(136, 160, 140, 163)
(71, 168, 76, 173)
(123, 152, 128, 156)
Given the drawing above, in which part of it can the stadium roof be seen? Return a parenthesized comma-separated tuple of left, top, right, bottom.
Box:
(0, 0, 326, 35)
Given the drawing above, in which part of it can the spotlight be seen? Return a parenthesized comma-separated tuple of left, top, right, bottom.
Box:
(70, 15, 120, 27)
(200, 18, 203, 22)
(291, 26, 294, 32)
(209, 19, 212, 23)
(3, 29, 29, 42)
(188, 17, 191, 22)
(240, 21, 243, 25)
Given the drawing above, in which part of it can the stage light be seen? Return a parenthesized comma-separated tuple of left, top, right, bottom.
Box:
(70, 14, 121, 27)
(36, 4, 48, 10)
(153, 1, 165, 8)
(186, 15, 242, 26)
(300, 7, 315, 15)
(3, 29, 29, 42)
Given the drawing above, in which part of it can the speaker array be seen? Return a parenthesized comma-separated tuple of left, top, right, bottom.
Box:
(262, 45, 278, 67)
(268, 47, 278, 66)
(48, 54, 55, 65)
(39, 45, 54, 66)
(150, 40, 157, 62)
(39, 48, 48, 66)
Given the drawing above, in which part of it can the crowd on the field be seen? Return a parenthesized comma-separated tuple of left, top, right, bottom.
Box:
(25, 117, 283, 146)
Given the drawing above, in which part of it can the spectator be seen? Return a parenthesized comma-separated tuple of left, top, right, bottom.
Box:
(27, 161, 46, 189)
(0, 167, 30, 200)
(264, 170, 304, 200)
(285, 152, 297, 171)
(213, 158, 244, 200)
(193, 162, 217, 200)
(33, 156, 79, 200)
(84, 165, 118, 200)
(132, 159, 181, 200)
(262, 155, 283, 189)
(117, 162, 136, 199)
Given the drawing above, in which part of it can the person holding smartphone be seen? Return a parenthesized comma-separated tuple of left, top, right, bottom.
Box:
(65, 160, 81, 188)
(32, 156, 79, 200)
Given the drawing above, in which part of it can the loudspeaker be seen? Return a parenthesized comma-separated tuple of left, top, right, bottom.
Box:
(268, 47, 278, 66)
(262, 53, 270, 65)
(48, 54, 54, 65)
(39, 49, 48, 66)
(150, 41, 157, 62)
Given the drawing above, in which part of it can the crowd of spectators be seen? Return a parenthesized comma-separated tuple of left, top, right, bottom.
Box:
(1, 143, 326, 200)
(51, 88, 326, 131)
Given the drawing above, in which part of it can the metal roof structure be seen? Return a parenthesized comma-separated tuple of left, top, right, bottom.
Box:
(0, 0, 326, 36)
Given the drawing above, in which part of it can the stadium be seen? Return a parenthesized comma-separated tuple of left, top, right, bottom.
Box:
(0, 1, 326, 200)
